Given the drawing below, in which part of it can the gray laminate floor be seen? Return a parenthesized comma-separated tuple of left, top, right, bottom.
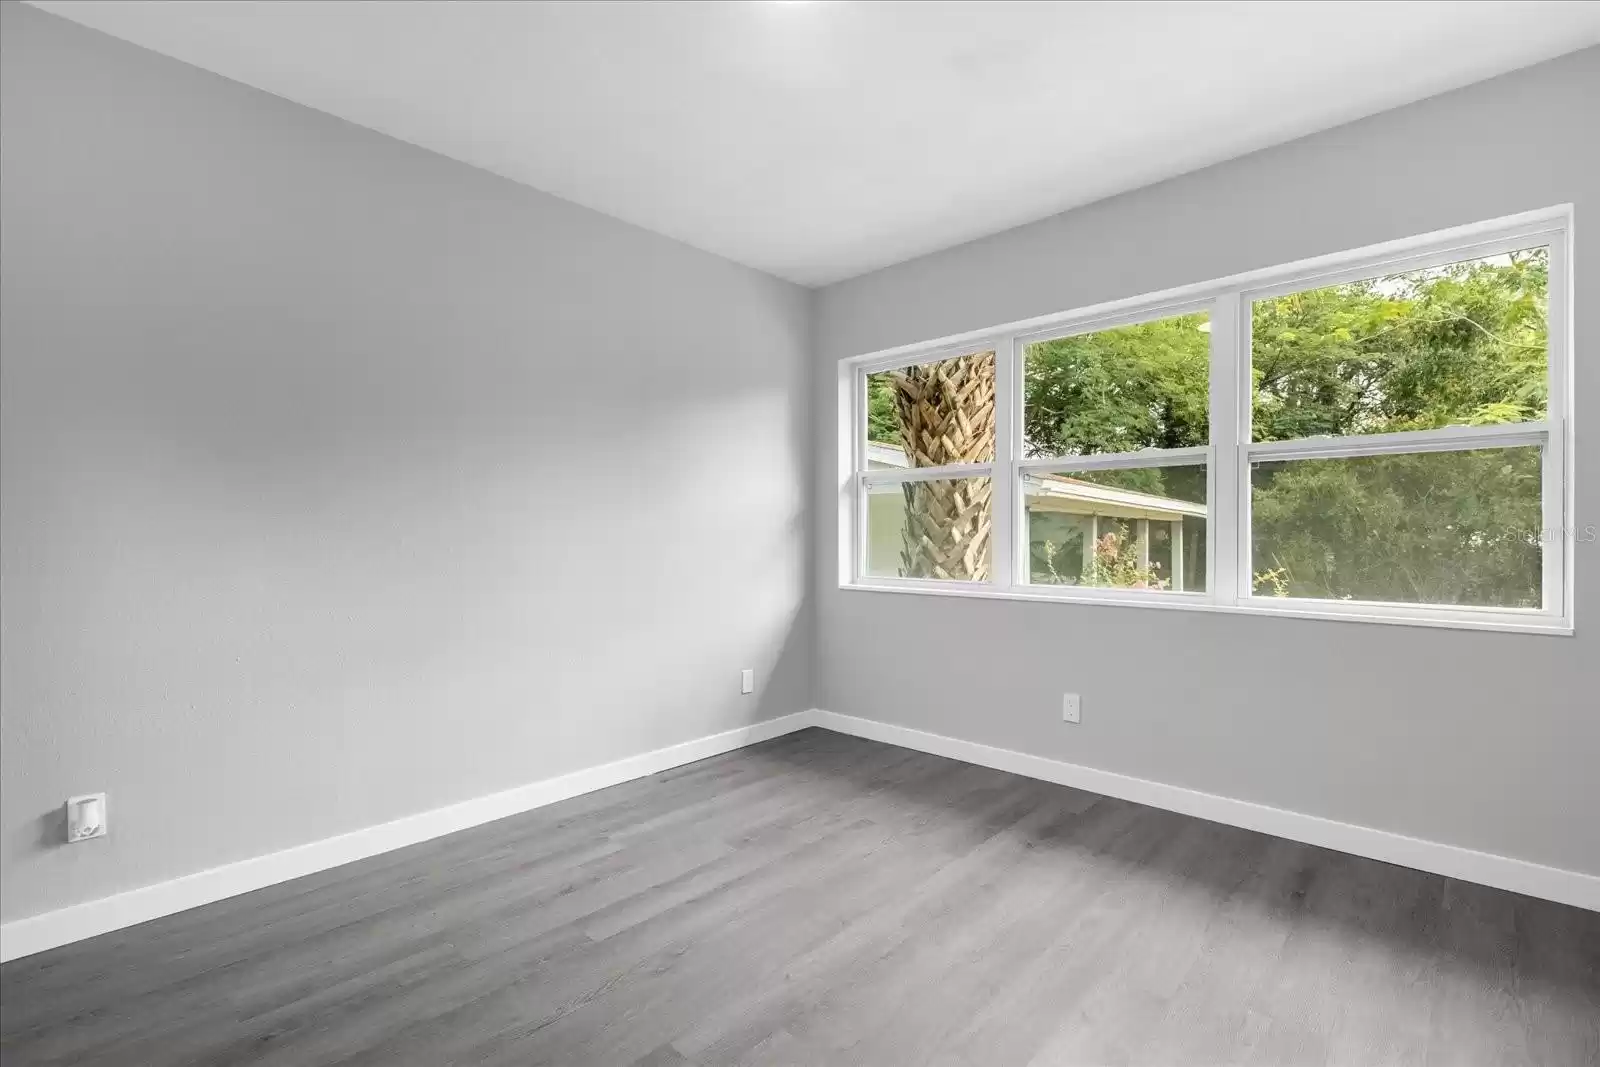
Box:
(2, 728, 1597, 1066)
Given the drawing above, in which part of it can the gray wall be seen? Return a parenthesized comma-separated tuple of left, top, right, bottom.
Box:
(0, 4, 811, 922)
(815, 47, 1599, 878)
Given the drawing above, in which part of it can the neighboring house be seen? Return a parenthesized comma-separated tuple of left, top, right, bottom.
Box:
(866, 440, 1207, 590)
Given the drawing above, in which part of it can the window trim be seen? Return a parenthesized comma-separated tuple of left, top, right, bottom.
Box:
(839, 206, 1575, 636)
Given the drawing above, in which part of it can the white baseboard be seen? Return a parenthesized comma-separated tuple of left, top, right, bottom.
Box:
(0, 711, 816, 963)
(7, 706, 1592, 963)
(812, 710, 1600, 913)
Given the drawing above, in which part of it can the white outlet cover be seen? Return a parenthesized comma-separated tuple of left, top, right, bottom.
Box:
(740, 668, 754, 695)
(1063, 693, 1081, 724)
(66, 793, 108, 842)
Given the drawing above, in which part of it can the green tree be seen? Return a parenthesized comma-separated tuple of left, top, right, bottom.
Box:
(1247, 251, 1546, 606)
(1020, 314, 1210, 526)
(867, 374, 899, 445)
(1021, 251, 1548, 606)
(1251, 447, 1541, 606)
(1023, 313, 1211, 456)
(1251, 249, 1547, 441)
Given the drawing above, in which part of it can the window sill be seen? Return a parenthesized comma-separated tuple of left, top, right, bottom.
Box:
(839, 579, 1574, 637)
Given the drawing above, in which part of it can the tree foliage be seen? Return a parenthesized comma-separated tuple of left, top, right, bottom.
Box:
(1082, 529, 1166, 590)
(1244, 251, 1547, 606)
(1023, 313, 1211, 456)
(1251, 447, 1541, 606)
(867, 374, 899, 446)
(1251, 250, 1547, 441)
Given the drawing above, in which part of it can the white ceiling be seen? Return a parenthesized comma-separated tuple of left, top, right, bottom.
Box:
(29, 1, 1600, 286)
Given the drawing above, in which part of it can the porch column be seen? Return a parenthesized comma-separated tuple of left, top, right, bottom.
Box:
(1170, 519, 1185, 591)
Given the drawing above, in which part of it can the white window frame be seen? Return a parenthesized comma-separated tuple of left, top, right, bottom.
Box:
(838, 206, 1574, 636)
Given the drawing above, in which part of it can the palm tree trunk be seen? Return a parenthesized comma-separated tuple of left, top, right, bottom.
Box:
(891, 352, 995, 580)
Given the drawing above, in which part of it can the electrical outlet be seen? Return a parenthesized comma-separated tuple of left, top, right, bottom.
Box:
(1062, 693, 1081, 724)
(66, 793, 107, 843)
(740, 668, 754, 695)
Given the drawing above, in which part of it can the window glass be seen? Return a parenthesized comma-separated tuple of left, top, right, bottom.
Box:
(1023, 312, 1210, 458)
(1250, 447, 1542, 608)
(867, 350, 996, 466)
(1251, 248, 1548, 442)
(1025, 466, 1207, 592)
(865, 478, 992, 582)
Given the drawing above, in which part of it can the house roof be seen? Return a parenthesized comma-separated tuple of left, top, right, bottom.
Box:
(866, 439, 1205, 521)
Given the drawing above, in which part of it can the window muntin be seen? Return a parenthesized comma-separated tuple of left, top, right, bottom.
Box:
(845, 213, 1569, 634)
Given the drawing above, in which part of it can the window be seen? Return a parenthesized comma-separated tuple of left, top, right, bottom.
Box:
(842, 209, 1572, 634)
(1024, 462, 1208, 592)
(862, 350, 996, 582)
(1019, 310, 1212, 595)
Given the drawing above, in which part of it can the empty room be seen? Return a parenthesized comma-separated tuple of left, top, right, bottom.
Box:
(2, 1, 1597, 1064)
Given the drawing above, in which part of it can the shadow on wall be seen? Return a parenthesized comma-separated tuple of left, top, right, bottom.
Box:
(1, 0, 816, 921)
(32, 809, 68, 852)
(1, 379, 812, 914)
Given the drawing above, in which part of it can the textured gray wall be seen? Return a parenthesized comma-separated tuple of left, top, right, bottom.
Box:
(0, 4, 811, 922)
(815, 47, 1600, 878)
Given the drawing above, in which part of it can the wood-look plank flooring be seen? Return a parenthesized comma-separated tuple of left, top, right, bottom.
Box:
(3, 728, 1597, 1066)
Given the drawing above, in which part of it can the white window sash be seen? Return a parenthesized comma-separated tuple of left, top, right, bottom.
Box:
(1015, 446, 1210, 474)
(1241, 422, 1551, 463)
(859, 462, 995, 488)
